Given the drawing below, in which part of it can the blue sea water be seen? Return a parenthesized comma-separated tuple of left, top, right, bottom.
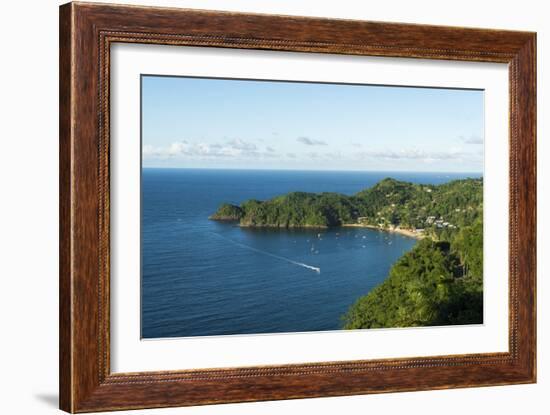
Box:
(141, 169, 480, 338)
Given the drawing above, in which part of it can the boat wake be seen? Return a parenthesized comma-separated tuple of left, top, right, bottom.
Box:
(211, 232, 321, 274)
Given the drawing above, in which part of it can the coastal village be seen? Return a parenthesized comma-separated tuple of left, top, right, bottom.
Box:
(356, 212, 460, 239)
(349, 181, 479, 239)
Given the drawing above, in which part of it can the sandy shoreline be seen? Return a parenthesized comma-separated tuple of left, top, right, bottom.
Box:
(213, 218, 424, 239)
(341, 223, 425, 239)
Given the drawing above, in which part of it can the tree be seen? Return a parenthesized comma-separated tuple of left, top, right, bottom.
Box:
(343, 236, 483, 329)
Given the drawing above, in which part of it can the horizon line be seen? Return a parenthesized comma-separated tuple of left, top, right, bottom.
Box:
(141, 166, 483, 175)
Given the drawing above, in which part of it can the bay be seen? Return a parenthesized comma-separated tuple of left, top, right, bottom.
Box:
(141, 168, 479, 338)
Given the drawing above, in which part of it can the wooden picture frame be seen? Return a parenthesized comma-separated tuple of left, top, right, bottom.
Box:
(59, 2, 536, 412)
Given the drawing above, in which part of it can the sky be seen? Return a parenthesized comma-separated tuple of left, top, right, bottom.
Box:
(142, 75, 484, 173)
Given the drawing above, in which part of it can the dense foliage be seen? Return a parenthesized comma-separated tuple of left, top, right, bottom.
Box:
(343, 220, 483, 328)
(208, 203, 243, 221)
(237, 192, 361, 227)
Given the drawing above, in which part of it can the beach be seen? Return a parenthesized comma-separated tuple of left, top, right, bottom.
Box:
(342, 223, 425, 239)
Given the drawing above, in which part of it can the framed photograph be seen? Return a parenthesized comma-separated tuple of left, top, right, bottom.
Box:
(59, 2, 536, 412)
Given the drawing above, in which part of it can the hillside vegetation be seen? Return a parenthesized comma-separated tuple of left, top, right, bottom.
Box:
(343, 220, 483, 329)
(210, 177, 482, 240)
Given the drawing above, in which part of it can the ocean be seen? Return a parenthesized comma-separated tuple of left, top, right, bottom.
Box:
(141, 169, 479, 338)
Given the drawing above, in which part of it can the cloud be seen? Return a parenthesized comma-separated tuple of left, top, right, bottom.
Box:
(226, 138, 257, 152)
(461, 135, 484, 145)
(302, 152, 347, 161)
(358, 148, 480, 162)
(142, 144, 159, 157)
(143, 138, 281, 161)
(297, 136, 327, 146)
